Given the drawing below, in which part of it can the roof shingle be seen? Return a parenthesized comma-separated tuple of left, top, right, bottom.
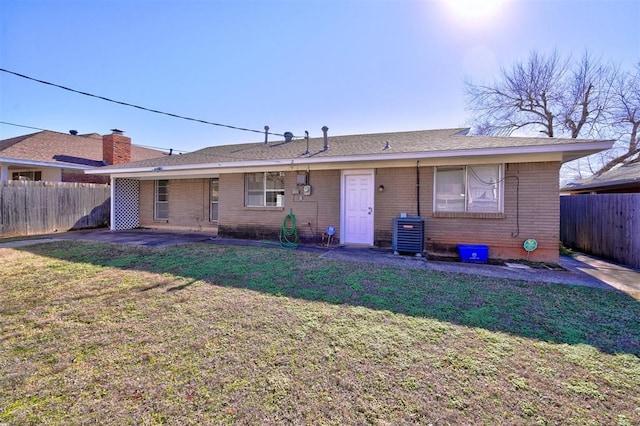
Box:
(97, 127, 613, 171)
(0, 130, 165, 167)
(563, 162, 640, 191)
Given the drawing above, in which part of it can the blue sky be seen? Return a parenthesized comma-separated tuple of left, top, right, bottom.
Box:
(1, 0, 638, 153)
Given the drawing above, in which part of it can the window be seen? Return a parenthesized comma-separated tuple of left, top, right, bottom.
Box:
(435, 165, 503, 213)
(154, 180, 169, 220)
(210, 178, 219, 222)
(245, 172, 285, 207)
(12, 171, 42, 181)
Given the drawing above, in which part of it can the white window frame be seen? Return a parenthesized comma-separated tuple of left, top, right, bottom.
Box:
(245, 172, 285, 207)
(12, 171, 42, 181)
(434, 164, 504, 213)
(154, 179, 169, 220)
(210, 177, 219, 222)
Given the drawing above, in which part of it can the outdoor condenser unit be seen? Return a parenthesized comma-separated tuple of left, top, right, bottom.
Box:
(392, 217, 425, 256)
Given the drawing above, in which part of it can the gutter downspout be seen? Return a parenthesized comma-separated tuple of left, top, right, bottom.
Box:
(110, 176, 116, 230)
(416, 160, 421, 217)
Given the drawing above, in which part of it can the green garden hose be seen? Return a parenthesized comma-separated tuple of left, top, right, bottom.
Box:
(280, 208, 299, 249)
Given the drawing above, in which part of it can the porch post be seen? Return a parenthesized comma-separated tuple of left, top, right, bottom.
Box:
(110, 176, 116, 230)
(0, 163, 9, 182)
(110, 177, 140, 230)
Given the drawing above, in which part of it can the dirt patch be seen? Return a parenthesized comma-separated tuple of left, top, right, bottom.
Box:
(426, 254, 566, 271)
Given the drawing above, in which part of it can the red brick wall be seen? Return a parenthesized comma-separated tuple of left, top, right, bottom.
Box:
(62, 169, 109, 184)
(102, 133, 131, 165)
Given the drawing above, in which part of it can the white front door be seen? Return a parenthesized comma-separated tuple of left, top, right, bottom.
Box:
(341, 170, 374, 245)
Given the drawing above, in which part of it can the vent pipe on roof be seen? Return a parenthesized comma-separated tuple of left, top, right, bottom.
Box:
(322, 126, 329, 151)
(284, 132, 294, 142)
(302, 131, 309, 155)
(69, 130, 78, 135)
(264, 125, 269, 144)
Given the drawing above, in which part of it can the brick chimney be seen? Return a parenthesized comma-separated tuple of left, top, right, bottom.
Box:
(102, 129, 131, 165)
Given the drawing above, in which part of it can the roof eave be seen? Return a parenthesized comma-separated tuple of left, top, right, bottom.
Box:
(0, 157, 93, 170)
(563, 178, 640, 192)
(86, 140, 614, 176)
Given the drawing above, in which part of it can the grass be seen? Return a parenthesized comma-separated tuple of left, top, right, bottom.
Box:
(1, 240, 639, 425)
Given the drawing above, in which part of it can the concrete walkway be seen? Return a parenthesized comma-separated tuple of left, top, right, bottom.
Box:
(319, 245, 640, 294)
(2, 229, 639, 296)
(563, 253, 640, 295)
(0, 228, 217, 249)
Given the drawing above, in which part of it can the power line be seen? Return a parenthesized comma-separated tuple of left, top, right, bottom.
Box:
(0, 120, 301, 162)
(0, 68, 285, 138)
(0, 122, 46, 133)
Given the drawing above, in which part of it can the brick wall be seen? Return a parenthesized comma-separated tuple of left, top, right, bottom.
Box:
(374, 167, 421, 245)
(218, 170, 341, 243)
(374, 162, 560, 262)
(136, 161, 560, 261)
(139, 178, 216, 231)
(62, 169, 109, 184)
(424, 162, 559, 262)
(102, 133, 131, 166)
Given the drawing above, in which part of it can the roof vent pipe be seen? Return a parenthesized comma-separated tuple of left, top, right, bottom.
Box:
(302, 130, 309, 155)
(69, 130, 78, 135)
(264, 125, 269, 144)
(322, 126, 329, 150)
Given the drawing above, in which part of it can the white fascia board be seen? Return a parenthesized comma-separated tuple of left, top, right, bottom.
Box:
(87, 140, 614, 177)
(0, 157, 91, 170)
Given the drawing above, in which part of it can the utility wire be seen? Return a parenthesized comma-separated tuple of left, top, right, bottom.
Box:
(0, 121, 48, 133)
(0, 120, 304, 162)
(0, 68, 285, 138)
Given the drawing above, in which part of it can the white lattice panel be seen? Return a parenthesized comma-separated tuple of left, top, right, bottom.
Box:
(113, 178, 140, 230)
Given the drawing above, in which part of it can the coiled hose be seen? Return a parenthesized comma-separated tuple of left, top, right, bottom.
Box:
(280, 209, 299, 249)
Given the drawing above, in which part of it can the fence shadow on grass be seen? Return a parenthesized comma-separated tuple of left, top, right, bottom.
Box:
(17, 240, 640, 357)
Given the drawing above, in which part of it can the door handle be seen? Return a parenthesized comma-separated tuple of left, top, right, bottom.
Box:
(368, 207, 372, 215)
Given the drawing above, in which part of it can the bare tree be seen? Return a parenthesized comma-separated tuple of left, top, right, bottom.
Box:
(466, 50, 569, 137)
(597, 65, 640, 173)
(465, 50, 639, 177)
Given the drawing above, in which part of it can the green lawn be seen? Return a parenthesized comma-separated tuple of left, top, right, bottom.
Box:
(1, 241, 639, 425)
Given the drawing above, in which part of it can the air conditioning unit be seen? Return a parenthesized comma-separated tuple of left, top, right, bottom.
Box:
(392, 217, 425, 256)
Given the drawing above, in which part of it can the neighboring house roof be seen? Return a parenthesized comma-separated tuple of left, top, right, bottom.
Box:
(561, 162, 640, 193)
(87, 128, 614, 178)
(0, 130, 165, 170)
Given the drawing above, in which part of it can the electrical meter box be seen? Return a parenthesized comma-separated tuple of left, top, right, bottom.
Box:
(303, 185, 312, 196)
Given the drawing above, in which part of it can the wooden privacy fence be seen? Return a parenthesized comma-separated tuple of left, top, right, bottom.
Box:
(0, 181, 111, 238)
(560, 194, 640, 269)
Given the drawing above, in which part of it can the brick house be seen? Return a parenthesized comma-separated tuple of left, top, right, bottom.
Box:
(0, 129, 165, 183)
(87, 128, 612, 263)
